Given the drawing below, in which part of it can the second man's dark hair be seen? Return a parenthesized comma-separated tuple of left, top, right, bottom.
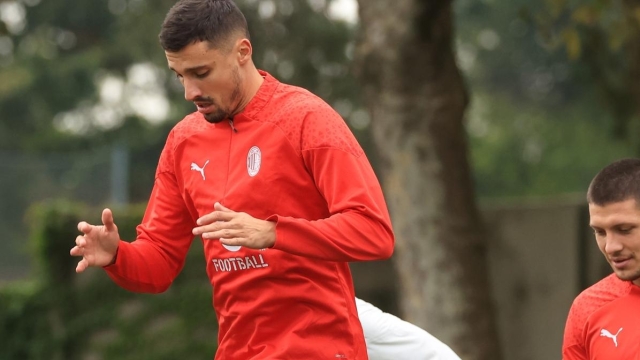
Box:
(159, 0, 249, 53)
(587, 158, 640, 206)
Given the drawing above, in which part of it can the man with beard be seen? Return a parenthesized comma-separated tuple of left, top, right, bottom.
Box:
(562, 158, 640, 359)
(70, 0, 395, 359)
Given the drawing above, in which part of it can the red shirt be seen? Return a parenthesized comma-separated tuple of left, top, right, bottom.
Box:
(562, 273, 640, 359)
(104, 71, 394, 359)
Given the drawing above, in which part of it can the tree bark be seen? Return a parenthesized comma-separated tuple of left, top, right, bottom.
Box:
(354, 1, 502, 358)
(622, 0, 640, 149)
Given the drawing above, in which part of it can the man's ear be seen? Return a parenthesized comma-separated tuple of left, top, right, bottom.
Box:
(237, 38, 252, 65)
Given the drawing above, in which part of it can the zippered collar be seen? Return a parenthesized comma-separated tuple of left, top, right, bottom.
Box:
(232, 70, 278, 124)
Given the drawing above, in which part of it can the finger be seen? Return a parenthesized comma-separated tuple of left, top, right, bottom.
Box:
(220, 237, 244, 247)
(202, 228, 239, 240)
(194, 218, 241, 235)
(196, 211, 235, 226)
(70, 246, 83, 256)
(102, 208, 116, 232)
(214, 202, 233, 212)
(78, 221, 92, 234)
(76, 258, 89, 273)
(75, 235, 86, 247)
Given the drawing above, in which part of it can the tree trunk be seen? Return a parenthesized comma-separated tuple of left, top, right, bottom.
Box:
(623, 0, 640, 152)
(354, 1, 502, 358)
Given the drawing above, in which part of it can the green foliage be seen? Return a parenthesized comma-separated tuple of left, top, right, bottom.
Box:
(26, 200, 87, 287)
(529, 0, 640, 139)
(455, 0, 637, 198)
(534, 0, 631, 56)
(0, 201, 218, 360)
(469, 90, 632, 198)
(455, 0, 588, 104)
(0, 281, 51, 360)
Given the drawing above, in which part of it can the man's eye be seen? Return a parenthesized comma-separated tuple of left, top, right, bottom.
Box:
(195, 71, 209, 79)
(175, 74, 184, 82)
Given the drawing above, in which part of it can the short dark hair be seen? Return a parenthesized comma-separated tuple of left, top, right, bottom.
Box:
(159, 0, 249, 52)
(587, 158, 640, 206)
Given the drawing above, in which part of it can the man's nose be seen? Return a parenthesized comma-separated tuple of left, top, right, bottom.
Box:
(183, 78, 201, 101)
(604, 235, 624, 255)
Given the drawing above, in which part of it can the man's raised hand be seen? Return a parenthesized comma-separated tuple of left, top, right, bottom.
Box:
(70, 208, 121, 273)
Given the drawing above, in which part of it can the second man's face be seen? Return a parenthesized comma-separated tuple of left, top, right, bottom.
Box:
(590, 198, 640, 286)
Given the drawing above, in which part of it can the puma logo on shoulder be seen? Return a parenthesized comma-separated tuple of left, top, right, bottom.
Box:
(600, 327, 623, 347)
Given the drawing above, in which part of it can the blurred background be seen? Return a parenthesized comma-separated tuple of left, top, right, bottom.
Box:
(0, 0, 636, 359)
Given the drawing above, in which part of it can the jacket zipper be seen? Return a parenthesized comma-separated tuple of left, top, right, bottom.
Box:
(222, 118, 237, 204)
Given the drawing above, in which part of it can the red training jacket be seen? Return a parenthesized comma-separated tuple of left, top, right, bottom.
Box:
(104, 71, 394, 359)
(562, 273, 640, 359)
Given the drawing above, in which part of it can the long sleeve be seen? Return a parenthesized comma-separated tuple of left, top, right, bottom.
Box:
(269, 105, 394, 262)
(104, 131, 196, 293)
(271, 148, 393, 261)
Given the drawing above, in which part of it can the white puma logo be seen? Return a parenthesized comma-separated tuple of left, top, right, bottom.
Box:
(190, 160, 209, 180)
(600, 327, 623, 347)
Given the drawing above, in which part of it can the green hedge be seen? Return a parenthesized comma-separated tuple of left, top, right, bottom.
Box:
(0, 200, 218, 360)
